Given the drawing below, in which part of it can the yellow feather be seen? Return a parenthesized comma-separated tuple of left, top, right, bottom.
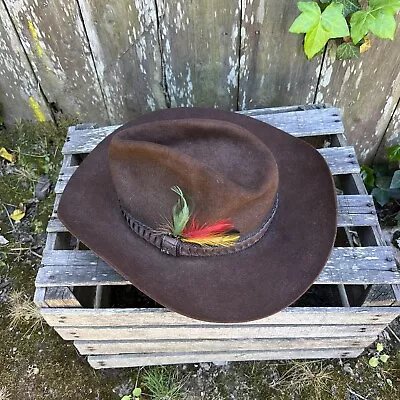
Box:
(181, 234, 240, 247)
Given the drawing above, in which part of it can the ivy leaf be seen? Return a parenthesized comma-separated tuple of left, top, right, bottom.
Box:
(336, 42, 360, 59)
(290, 2, 349, 59)
(390, 170, 400, 189)
(360, 165, 375, 187)
(372, 187, 390, 206)
(368, 356, 379, 367)
(380, 354, 390, 362)
(376, 342, 384, 352)
(334, 0, 361, 17)
(387, 145, 400, 162)
(369, 11, 396, 40)
(370, 0, 400, 14)
(351, 10, 374, 43)
(376, 175, 391, 189)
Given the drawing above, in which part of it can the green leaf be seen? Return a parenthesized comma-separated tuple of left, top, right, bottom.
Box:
(369, 11, 396, 39)
(171, 186, 190, 236)
(374, 164, 389, 177)
(290, 2, 349, 59)
(372, 187, 390, 206)
(132, 388, 142, 397)
(121, 396, 131, 400)
(334, 0, 361, 17)
(376, 175, 391, 189)
(351, 10, 374, 43)
(336, 42, 360, 59)
(360, 165, 375, 187)
(289, 2, 322, 33)
(370, 0, 400, 14)
(380, 354, 390, 363)
(387, 145, 400, 162)
(390, 170, 400, 189)
(386, 378, 393, 387)
(369, 356, 379, 367)
(376, 342, 384, 352)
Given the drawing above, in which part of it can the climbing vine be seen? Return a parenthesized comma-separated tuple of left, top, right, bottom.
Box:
(289, 0, 400, 60)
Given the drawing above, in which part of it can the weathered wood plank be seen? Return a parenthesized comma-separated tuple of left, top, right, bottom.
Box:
(44, 287, 81, 308)
(41, 307, 400, 328)
(76, 337, 373, 356)
(155, 0, 240, 109)
(4, 0, 108, 123)
(0, 2, 51, 124)
(37, 246, 399, 287)
(315, 25, 400, 164)
(56, 324, 385, 341)
(61, 107, 344, 154)
(87, 348, 364, 368)
(239, 0, 320, 110)
(33, 287, 48, 308)
(77, 0, 167, 123)
(53, 147, 359, 195)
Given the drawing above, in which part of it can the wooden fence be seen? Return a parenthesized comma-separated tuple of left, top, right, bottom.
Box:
(0, 0, 399, 163)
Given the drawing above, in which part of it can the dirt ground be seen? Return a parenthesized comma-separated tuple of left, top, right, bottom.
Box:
(0, 119, 399, 399)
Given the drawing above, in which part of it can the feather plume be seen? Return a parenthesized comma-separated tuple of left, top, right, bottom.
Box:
(171, 186, 190, 236)
(183, 218, 234, 239)
(181, 233, 240, 247)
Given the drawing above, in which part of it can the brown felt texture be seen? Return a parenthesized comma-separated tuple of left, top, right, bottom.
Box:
(58, 108, 337, 323)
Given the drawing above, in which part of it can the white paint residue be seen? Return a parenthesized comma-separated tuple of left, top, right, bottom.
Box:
(355, 70, 363, 90)
(256, 0, 265, 24)
(320, 65, 333, 88)
(343, 66, 351, 84)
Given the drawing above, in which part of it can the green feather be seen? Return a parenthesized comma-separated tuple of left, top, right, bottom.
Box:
(171, 186, 190, 236)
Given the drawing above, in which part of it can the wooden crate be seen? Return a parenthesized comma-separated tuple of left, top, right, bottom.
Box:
(34, 105, 400, 369)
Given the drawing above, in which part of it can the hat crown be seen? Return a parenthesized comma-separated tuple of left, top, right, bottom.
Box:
(108, 118, 279, 237)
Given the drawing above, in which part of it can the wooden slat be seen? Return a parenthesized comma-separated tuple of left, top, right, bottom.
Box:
(155, 0, 240, 109)
(44, 287, 81, 308)
(77, 0, 167, 122)
(87, 348, 363, 369)
(54, 146, 358, 195)
(238, 1, 321, 110)
(36, 246, 399, 287)
(61, 107, 344, 154)
(33, 287, 48, 308)
(55, 324, 385, 341)
(4, 0, 109, 123)
(41, 307, 400, 328)
(0, 1, 51, 124)
(76, 337, 373, 356)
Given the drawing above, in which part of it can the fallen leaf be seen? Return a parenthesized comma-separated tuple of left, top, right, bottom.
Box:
(0, 147, 15, 163)
(376, 342, 384, 352)
(380, 354, 389, 363)
(0, 235, 9, 245)
(368, 356, 379, 367)
(360, 36, 371, 53)
(10, 203, 26, 221)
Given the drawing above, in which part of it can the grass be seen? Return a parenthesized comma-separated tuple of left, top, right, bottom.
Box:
(142, 367, 188, 399)
(0, 387, 10, 400)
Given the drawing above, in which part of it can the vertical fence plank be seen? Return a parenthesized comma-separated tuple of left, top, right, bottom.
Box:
(4, 0, 109, 124)
(156, 0, 240, 109)
(0, 1, 51, 125)
(315, 24, 400, 164)
(239, 0, 321, 111)
(77, 0, 167, 123)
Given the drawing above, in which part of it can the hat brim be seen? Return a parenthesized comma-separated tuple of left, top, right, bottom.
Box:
(58, 108, 337, 323)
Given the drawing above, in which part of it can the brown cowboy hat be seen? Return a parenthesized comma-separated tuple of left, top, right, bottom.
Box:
(58, 108, 337, 323)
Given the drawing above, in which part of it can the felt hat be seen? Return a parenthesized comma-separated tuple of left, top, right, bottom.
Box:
(58, 108, 337, 323)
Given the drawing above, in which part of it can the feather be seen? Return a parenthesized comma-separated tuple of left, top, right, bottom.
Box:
(171, 186, 190, 236)
(183, 218, 234, 239)
(181, 233, 240, 247)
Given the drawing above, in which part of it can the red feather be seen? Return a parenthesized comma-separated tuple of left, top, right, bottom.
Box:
(183, 218, 234, 239)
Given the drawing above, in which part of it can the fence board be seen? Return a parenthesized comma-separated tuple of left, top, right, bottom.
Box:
(77, 0, 167, 123)
(41, 307, 400, 327)
(315, 24, 400, 164)
(239, 0, 320, 110)
(87, 348, 363, 368)
(156, 0, 240, 109)
(4, 0, 108, 123)
(0, 2, 51, 124)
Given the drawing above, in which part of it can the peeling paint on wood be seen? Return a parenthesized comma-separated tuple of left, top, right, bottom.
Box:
(239, 0, 321, 110)
(315, 19, 400, 164)
(0, 1, 51, 124)
(4, 0, 109, 123)
(156, 0, 240, 109)
(77, 0, 167, 123)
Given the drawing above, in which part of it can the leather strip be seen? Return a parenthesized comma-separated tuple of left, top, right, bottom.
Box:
(121, 195, 278, 257)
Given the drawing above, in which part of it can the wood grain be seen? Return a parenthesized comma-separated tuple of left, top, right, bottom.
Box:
(4, 0, 108, 123)
(0, 2, 51, 124)
(156, 0, 240, 109)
